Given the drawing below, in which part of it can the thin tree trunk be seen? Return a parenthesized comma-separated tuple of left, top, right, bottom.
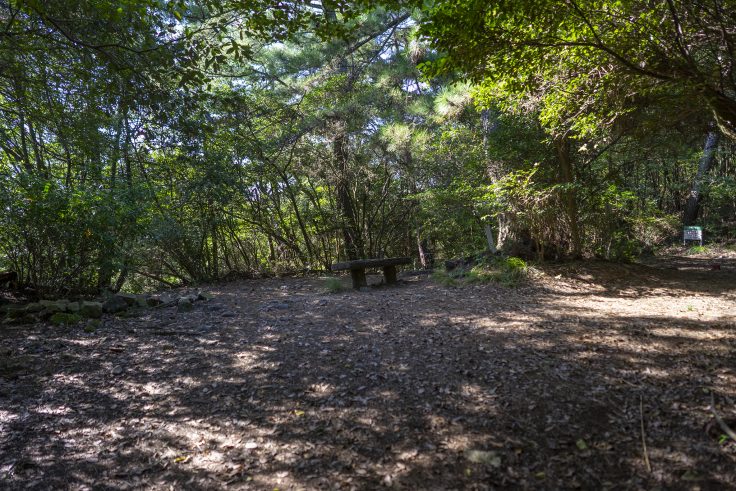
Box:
(555, 136, 582, 258)
(482, 108, 514, 252)
(416, 229, 434, 269)
(484, 223, 497, 253)
(683, 126, 720, 226)
(334, 130, 364, 260)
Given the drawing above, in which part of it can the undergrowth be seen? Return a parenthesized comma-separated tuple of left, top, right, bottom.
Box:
(324, 277, 345, 293)
(687, 245, 709, 255)
(432, 255, 529, 288)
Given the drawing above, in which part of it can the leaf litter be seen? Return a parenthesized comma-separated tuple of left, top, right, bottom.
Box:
(0, 257, 735, 489)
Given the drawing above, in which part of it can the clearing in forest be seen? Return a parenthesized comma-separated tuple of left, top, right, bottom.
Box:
(1, 257, 735, 489)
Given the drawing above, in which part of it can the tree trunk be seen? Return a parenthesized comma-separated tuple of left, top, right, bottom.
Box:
(481, 109, 502, 249)
(704, 88, 736, 142)
(334, 129, 364, 260)
(555, 136, 582, 258)
(683, 126, 720, 226)
(484, 223, 497, 253)
(416, 229, 434, 269)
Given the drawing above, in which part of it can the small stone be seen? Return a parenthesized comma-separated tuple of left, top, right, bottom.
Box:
(112, 365, 123, 375)
(244, 441, 258, 450)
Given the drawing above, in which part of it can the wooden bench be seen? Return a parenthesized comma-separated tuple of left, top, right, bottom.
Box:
(331, 257, 411, 289)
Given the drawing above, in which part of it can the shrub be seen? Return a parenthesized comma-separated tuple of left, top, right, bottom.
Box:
(434, 255, 528, 287)
(49, 313, 83, 326)
(324, 277, 345, 293)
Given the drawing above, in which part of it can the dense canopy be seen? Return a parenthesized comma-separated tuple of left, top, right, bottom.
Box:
(0, 0, 734, 292)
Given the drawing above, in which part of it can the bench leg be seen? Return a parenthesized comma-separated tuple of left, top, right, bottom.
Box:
(382, 265, 398, 285)
(350, 268, 367, 289)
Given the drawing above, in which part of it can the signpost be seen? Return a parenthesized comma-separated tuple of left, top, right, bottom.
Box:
(683, 226, 703, 246)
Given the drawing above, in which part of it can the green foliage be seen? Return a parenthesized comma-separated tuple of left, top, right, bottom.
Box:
(687, 245, 709, 255)
(1, 0, 735, 296)
(49, 313, 82, 326)
(0, 174, 149, 292)
(324, 277, 345, 293)
(434, 255, 528, 288)
(415, 0, 736, 140)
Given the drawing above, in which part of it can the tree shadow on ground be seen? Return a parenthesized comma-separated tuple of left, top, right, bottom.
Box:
(1, 266, 735, 489)
(536, 258, 736, 299)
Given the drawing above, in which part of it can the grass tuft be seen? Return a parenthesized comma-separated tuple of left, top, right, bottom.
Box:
(687, 245, 709, 255)
(324, 277, 345, 293)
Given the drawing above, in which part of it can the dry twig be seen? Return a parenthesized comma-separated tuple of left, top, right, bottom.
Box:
(640, 395, 652, 473)
(710, 392, 736, 441)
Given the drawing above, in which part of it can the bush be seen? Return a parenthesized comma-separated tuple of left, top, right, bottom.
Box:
(324, 277, 345, 293)
(49, 313, 83, 326)
(687, 245, 709, 255)
(434, 255, 528, 287)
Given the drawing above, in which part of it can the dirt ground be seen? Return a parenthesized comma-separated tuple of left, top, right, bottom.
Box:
(1, 256, 735, 490)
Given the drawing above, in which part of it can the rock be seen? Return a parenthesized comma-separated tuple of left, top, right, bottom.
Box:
(465, 449, 501, 467)
(177, 297, 194, 313)
(115, 293, 139, 306)
(261, 301, 289, 311)
(112, 365, 123, 375)
(146, 296, 163, 307)
(6, 305, 30, 318)
(79, 301, 103, 319)
(67, 301, 80, 312)
(24, 302, 44, 313)
(103, 295, 129, 314)
(161, 294, 176, 304)
(39, 299, 68, 312)
(49, 313, 82, 326)
(4, 313, 38, 325)
(197, 291, 214, 301)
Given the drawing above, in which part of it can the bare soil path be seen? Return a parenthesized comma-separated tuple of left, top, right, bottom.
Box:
(1, 257, 735, 490)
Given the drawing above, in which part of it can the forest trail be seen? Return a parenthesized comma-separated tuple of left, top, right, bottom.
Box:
(1, 258, 735, 489)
